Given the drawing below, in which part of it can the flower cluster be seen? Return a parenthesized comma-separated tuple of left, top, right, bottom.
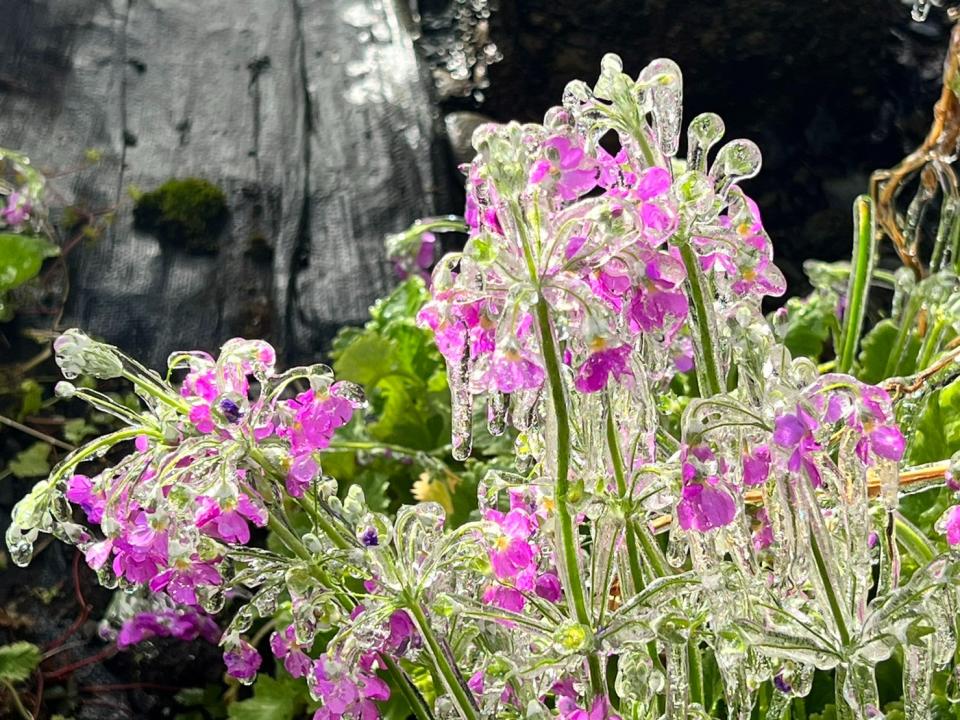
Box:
(10, 53, 956, 720)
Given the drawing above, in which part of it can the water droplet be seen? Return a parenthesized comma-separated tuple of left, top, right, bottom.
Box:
(10, 539, 33, 567)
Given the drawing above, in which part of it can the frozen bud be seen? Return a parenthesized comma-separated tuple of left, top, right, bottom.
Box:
(54, 381, 77, 398)
(552, 620, 593, 655)
(54, 329, 123, 380)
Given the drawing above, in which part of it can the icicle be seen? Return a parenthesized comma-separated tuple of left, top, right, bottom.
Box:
(903, 638, 934, 720)
(639, 59, 683, 159)
(686, 112, 725, 174)
(448, 353, 474, 460)
(666, 520, 688, 569)
(841, 663, 884, 720)
(912, 0, 932, 22)
(487, 390, 508, 436)
(665, 641, 690, 718)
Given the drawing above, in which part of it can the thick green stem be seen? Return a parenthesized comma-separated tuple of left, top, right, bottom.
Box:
(809, 530, 851, 648)
(535, 298, 606, 698)
(678, 242, 723, 397)
(605, 402, 644, 592)
(407, 600, 479, 720)
(838, 196, 875, 374)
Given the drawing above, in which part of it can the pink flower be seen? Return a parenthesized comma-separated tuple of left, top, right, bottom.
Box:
(486, 509, 537, 580)
(945, 506, 960, 546)
(485, 347, 545, 393)
(627, 252, 689, 337)
(574, 345, 633, 393)
(66, 474, 105, 522)
(773, 406, 822, 486)
(530, 136, 598, 201)
(194, 494, 267, 545)
(270, 625, 313, 679)
(742, 445, 771, 486)
(310, 656, 389, 720)
(149, 559, 222, 606)
(224, 639, 261, 682)
(676, 482, 736, 532)
(2, 192, 30, 226)
(117, 608, 220, 649)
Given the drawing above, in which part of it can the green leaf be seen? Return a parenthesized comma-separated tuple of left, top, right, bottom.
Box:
(0, 233, 59, 292)
(17, 379, 43, 420)
(333, 333, 396, 387)
(9, 441, 52, 478)
(858, 319, 920, 385)
(906, 379, 960, 465)
(0, 642, 41, 682)
(63, 417, 99, 445)
(777, 295, 834, 361)
(227, 674, 309, 720)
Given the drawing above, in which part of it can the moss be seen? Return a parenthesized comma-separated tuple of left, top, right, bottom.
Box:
(133, 177, 228, 253)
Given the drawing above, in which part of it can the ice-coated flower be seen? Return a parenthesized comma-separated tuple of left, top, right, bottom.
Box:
(66, 474, 105, 523)
(627, 251, 689, 337)
(194, 494, 267, 545)
(676, 482, 736, 532)
(149, 558, 222, 606)
(530, 135, 598, 201)
(944, 506, 960, 546)
(224, 638, 261, 682)
(309, 656, 389, 720)
(860, 424, 906, 463)
(535, 572, 562, 602)
(484, 346, 545, 393)
(773, 405, 822, 486)
(385, 610, 419, 655)
(117, 608, 220, 649)
(485, 508, 537, 580)
(270, 625, 313, 679)
(557, 694, 622, 720)
(742, 444, 771, 486)
(574, 344, 633, 393)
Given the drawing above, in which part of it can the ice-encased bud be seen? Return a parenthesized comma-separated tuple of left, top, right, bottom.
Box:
(53, 329, 124, 380)
(639, 58, 683, 158)
(687, 112, 725, 173)
(710, 139, 762, 196)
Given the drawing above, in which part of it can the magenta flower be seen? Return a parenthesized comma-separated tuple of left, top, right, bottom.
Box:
(385, 610, 418, 655)
(534, 572, 562, 602)
(944, 506, 960, 546)
(574, 345, 633, 393)
(1, 191, 30, 226)
(742, 445, 771, 486)
(486, 508, 537, 580)
(557, 695, 622, 720)
(859, 424, 905, 463)
(149, 558, 222, 606)
(482, 585, 526, 613)
(484, 347, 545, 393)
(530, 135, 598, 201)
(676, 482, 736, 532)
(773, 406, 822, 486)
(310, 656, 389, 720)
(195, 494, 267, 545)
(224, 639, 261, 682)
(627, 251, 689, 337)
(270, 625, 313, 679)
(66, 474, 105, 522)
(117, 608, 220, 649)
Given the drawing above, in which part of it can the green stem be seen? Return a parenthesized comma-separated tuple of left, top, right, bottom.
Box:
(535, 298, 606, 698)
(678, 242, 722, 397)
(407, 600, 479, 720)
(2, 679, 32, 720)
(381, 655, 435, 720)
(120, 369, 190, 414)
(809, 531, 851, 648)
(885, 292, 923, 378)
(605, 401, 644, 592)
(838, 196, 875, 374)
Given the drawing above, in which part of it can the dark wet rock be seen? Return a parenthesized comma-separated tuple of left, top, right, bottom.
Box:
(0, 0, 450, 367)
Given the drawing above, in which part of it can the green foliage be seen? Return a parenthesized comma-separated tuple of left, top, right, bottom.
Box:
(9, 441, 52, 478)
(905, 379, 960, 464)
(133, 177, 228, 253)
(174, 685, 228, 720)
(226, 673, 312, 720)
(0, 642, 40, 683)
(778, 294, 836, 362)
(0, 232, 59, 320)
(857, 319, 919, 385)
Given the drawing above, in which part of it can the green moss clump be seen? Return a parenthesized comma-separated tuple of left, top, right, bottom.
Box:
(133, 177, 228, 253)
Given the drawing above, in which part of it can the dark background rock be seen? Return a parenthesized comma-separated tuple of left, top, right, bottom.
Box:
(0, 0, 451, 367)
